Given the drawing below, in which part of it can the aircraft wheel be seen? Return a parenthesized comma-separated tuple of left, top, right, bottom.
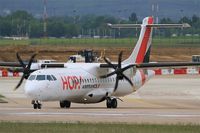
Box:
(106, 98, 112, 108)
(32, 100, 42, 109)
(111, 98, 117, 108)
(33, 103, 38, 109)
(64, 101, 71, 108)
(60, 101, 65, 108)
(37, 103, 42, 109)
(60, 100, 71, 108)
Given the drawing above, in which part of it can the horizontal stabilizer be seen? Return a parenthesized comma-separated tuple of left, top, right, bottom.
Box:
(107, 23, 190, 29)
(107, 23, 141, 28)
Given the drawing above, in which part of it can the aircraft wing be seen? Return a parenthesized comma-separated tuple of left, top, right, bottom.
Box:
(0, 62, 65, 73)
(0, 62, 22, 67)
(100, 62, 200, 69)
(135, 62, 200, 69)
(0, 62, 65, 68)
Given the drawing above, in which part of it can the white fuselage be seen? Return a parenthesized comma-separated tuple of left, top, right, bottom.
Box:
(24, 63, 155, 103)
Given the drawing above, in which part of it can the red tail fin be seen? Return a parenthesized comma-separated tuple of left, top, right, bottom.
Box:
(123, 17, 154, 64)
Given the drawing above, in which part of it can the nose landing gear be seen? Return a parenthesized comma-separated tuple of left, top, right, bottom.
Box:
(32, 100, 42, 109)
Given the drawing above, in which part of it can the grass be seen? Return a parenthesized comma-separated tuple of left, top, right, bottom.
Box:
(30, 38, 136, 47)
(0, 122, 200, 133)
(0, 36, 200, 47)
(0, 94, 7, 103)
(0, 94, 4, 98)
(0, 39, 29, 46)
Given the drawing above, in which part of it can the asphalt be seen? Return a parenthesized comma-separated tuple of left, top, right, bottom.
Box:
(1, 75, 200, 124)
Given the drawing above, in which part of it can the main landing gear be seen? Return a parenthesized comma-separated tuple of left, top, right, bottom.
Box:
(32, 100, 42, 109)
(106, 97, 117, 108)
(60, 100, 71, 108)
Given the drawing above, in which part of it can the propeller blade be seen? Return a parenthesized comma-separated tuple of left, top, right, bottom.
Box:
(114, 78, 119, 92)
(122, 73, 133, 86)
(27, 54, 37, 69)
(102, 51, 135, 92)
(122, 64, 136, 72)
(16, 52, 25, 68)
(100, 71, 116, 78)
(14, 74, 25, 90)
(104, 57, 116, 69)
(118, 51, 123, 69)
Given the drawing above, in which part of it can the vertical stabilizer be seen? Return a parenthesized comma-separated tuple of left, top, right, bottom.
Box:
(123, 17, 154, 64)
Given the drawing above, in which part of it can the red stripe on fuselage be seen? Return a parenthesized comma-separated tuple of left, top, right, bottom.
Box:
(135, 17, 153, 63)
(139, 70, 146, 85)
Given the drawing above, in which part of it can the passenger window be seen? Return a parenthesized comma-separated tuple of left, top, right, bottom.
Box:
(47, 75, 53, 81)
(36, 75, 45, 81)
(51, 75, 57, 80)
(28, 75, 36, 81)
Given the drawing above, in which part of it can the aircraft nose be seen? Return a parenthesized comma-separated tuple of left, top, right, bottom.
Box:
(25, 85, 34, 97)
(24, 81, 41, 99)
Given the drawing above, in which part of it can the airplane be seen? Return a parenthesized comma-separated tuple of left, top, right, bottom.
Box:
(1, 16, 200, 109)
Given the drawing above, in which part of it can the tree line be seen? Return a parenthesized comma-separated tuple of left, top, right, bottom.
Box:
(0, 11, 200, 38)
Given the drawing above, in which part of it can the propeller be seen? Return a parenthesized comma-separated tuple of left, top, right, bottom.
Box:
(100, 51, 135, 92)
(14, 52, 37, 90)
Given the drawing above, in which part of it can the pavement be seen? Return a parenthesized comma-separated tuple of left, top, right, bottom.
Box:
(1, 75, 200, 124)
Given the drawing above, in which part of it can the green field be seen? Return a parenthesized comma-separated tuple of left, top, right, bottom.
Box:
(0, 94, 6, 103)
(0, 36, 200, 47)
(0, 122, 200, 133)
(0, 94, 4, 98)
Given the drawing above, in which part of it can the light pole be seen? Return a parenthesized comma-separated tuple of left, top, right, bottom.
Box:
(117, 10, 122, 38)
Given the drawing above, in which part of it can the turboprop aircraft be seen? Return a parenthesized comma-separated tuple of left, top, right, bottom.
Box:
(1, 16, 200, 109)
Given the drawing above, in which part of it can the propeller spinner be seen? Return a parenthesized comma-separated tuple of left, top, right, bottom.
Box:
(100, 51, 134, 92)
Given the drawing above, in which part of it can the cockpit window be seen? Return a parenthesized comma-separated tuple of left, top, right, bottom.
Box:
(51, 75, 57, 80)
(36, 75, 46, 81)
(47, 75, 53, 81)
(29, 75, 57, 81)
(28, 75, 36, 81)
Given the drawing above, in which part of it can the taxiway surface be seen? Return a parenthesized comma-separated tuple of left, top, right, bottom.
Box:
(1, 75, 200, 124)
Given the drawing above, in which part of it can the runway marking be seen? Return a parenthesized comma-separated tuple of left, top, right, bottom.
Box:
(2, 112, 200, 118)
(0, 107, 31, 110)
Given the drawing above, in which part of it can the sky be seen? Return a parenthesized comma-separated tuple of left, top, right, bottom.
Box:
(0, 0, 200, 20)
